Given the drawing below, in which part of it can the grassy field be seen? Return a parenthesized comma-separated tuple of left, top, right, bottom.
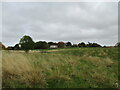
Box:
(2, 48, 119, 88)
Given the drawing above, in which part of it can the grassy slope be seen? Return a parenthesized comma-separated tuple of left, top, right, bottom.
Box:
(2, 48, 118, 88)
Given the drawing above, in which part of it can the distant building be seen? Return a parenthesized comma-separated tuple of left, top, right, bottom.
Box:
(58, 42, 65, 48)
(0, 42, 6, 50)
(50, 45, 58, 49)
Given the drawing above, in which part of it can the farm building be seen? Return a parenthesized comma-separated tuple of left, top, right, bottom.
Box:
(50, 45, 58, 49)
(0, 42, 6, 50)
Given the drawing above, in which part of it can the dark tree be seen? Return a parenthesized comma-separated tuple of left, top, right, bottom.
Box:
(35, 41, 49, 49)
(78, 42, 86, 47)
(48, 42, 57, 46)
(103, 46, 107, 48)
(92, 43, 102, 47)
(7, 46, 14, 50)
(72, 44, 78, 47)
(19, 35, 35, 52)
(116, 42, 120, 47)
(86, 42, 101, 47)
(86, 42, 92, 47)
(66, 42, 72, 47)
(14, 44, 20, 50)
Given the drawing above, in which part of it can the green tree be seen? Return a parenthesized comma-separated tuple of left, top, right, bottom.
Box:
(86, 42, 101, 47)
(14, 44, 20, 50)
(48, 42, 57, 47)
(86, 42, 92, 47)
(116, 42, 120, 47)
(19, 35, 34, 52)
(35, 41, 49, 49)
(78, 42, 86, 47)
(72, 44, 78, 47)
(92, 43, 102, 47)
(66, 42, 72, 47)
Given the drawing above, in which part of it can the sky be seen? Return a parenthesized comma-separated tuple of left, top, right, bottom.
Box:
(2, 2, 118, 47)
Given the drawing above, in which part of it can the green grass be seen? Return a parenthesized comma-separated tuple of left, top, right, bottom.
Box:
(2, 48, 119, 88)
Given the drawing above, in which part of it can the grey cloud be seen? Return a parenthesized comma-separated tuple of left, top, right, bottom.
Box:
(2, 2, 118, 46)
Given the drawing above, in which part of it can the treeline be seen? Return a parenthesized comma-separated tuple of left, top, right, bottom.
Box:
(11, 35, 102, 50)
(1, 35, 120, 51)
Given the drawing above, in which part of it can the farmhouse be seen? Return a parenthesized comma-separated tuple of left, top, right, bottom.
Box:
(50, 45, 58, 49)
(0, 42, 6, 50)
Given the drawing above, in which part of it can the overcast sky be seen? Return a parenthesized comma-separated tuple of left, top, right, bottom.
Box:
(2, 2, 118, 46)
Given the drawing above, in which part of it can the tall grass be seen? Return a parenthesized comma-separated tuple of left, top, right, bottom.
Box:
(2, 48, 118, 88)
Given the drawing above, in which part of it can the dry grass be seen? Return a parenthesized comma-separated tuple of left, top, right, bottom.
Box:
(2, 48, 118, 88)
(103, 58, 114, 67)
(2, 51, 46, 87)
(2, 52, 33, 74)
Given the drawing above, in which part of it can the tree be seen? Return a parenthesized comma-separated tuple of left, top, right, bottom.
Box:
(58, 42, 65, 48)
(19, 35, 34, 52)
(6, 46, 14, 50)
(48, 42, 57, 47)
(14, 44, 20, 50)
(78, 42, 86, 47)
(86, 42, 101, 47)
(66, 42, 72, 47)
(92, 43, 102, 47)
(34, 41, 49, 49)
(115, 42, 120, 47)
(72, 44, 78, 47)
(86, 42, 92, 47)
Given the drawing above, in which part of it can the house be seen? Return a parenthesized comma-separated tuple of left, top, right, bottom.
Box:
(0, 42, 6, 50)
(58, 42, 65, 48)
(50, 45, 58, 49)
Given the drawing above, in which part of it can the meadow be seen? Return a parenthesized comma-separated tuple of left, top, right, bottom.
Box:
(2, 47, 119, 88)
